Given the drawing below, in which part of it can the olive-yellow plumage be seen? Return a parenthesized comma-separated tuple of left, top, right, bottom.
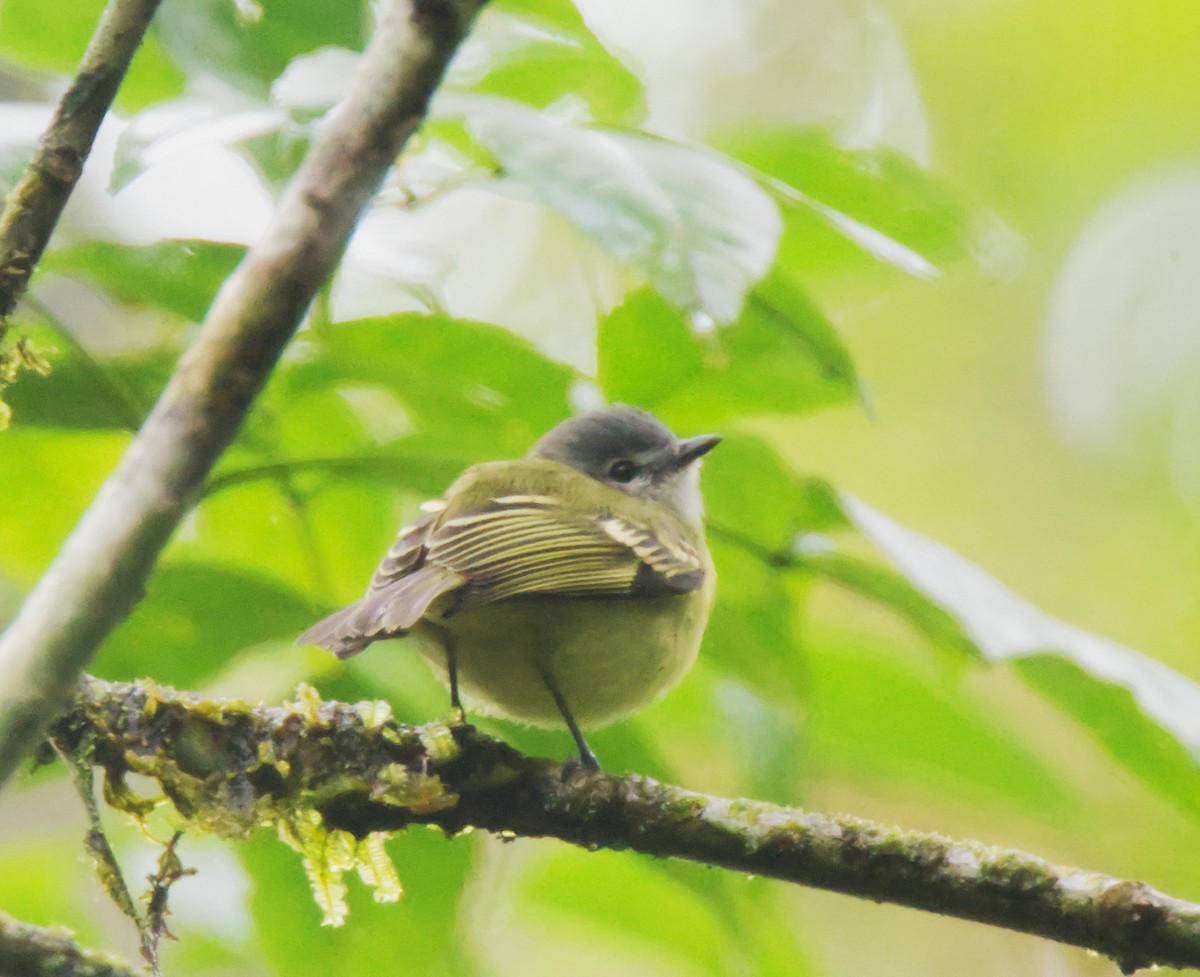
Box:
(298, 406, 719, 768)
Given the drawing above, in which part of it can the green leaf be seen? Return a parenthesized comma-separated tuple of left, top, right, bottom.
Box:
(0, 428, 128, 584)
(280, 314, 575, 459)
(206, 450, 470, 502)
(517, 847, 734, 975)
(597, 288, 702, 408)
(0, 836, 100, 935)
(704, 435, 847, 551)
(801, 551, 980, 660)
(0, 0, 184, 109)
(497, 819, 822, 976)
(1016, 655, 1200, 817)
(153, 0, 368, 97)
(720, 126, 983, 279)
(660, 271, 860, 424)
(805, 625, 1074, 813)
(703, 540, 806, 701)
(43, 241, 244, 322)
(2, 329, 174, 431)
(456, 0, 646, 125)
(598, 275, 858, 429)
(94, 562, 316, 686)
(454, 96, 781, 322)
(510, 838, 822, 977)
(186, 475, 401, 601)
(842, 494, 1200, 814)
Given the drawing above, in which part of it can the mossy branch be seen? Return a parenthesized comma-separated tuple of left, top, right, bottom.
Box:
(0, 0, 164, 322)
(0, 911, 140, 977)
(53, 676, 1200, 975)
(0, 0, 489, 791)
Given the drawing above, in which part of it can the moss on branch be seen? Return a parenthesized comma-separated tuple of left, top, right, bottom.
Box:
(51, 676, 1200, 974)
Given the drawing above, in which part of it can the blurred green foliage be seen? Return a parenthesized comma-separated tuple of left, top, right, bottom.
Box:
(1, 0, 1198, 975)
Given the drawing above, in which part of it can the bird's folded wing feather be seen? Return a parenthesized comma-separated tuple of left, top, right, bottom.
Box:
(369, 505, 443, 590)
(298, 493, 706, 656)
(418, 493, 705, 613)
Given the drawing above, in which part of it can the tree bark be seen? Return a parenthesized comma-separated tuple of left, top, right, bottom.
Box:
(55, 676, 1200, 975)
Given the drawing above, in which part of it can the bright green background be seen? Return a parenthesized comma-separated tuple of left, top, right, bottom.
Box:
(0, 0, 1198, 975)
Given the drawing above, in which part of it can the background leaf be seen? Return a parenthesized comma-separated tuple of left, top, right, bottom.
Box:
(42, 241, 244, 322)
(152, 0, 367, 97)
(454, 96, 782, 322)
(719, 126, 987, 278)
(598, 278, 858, 429)
(94, 562, 315, 687)
(452, 0, 646, 125)
(279, 314, 575, 458)
(0, 0, 184, 108)
(840, 494, 1200, 818)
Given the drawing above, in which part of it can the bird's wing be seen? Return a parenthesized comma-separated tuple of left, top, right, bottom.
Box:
(423, 493, 706, 613)
(298, 506, 459, 657)
(298, 493, 706, 657)
(368, 505, 444, 591)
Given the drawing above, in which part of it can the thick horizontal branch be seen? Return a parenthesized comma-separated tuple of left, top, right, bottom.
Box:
(0, 0, 488, 790)
(0, 910, 139, 977)
(53, 676, 1200, 975)
(0, 0, 163, 322)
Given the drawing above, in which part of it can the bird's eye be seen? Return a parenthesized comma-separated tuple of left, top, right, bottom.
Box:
(608, 460, 636, 483)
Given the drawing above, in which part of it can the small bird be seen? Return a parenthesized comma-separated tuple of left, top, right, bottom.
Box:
(298, 405, 719, 769)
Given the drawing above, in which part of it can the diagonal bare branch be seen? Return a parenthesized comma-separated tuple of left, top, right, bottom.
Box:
(0, 0, 164, 322)
(0, 0, 489, 791)
(55, 676, 1200, 975)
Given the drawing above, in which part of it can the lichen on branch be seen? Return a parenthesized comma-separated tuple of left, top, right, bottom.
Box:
(52, 676, 1200, 973)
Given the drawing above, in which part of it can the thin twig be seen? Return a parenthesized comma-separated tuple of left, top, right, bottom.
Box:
(0, 0, 164, 322)
(0, 0, 490, 791)
(53, 738, 192, 977)
(51, 740, 143, 931)
(55, 676, 1200, 975)
(141, 833, 194, 974)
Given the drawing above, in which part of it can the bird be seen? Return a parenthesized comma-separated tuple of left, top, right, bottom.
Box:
(298, 405, 719, 769)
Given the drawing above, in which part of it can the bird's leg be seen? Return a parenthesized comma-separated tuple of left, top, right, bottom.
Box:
(446, 637, 462, 714)
(538, 664, 600, 771)
(428, 623, 464, 718)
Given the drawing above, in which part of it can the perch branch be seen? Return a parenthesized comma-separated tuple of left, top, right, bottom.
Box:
(0, 0, 163, 321)
(54, 676, 1200, 975)
(0, 911, 140, 977)
(0, 0, 488, 790)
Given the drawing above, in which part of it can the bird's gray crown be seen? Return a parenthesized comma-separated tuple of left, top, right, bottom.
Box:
(529, 406, 715, 528)
(530, 405, 676, 472)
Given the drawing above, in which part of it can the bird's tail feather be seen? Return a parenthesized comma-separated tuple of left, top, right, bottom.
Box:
(296, 603, 373, 659)
(297, 566, 465, 659)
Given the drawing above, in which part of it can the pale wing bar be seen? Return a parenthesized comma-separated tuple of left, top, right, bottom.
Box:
(424, 497, 706, 609)
(370, 509, 440, 590)
(427, 502, 638, 609)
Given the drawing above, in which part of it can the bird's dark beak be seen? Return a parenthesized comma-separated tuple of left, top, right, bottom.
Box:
(674, 434, 721, 468)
